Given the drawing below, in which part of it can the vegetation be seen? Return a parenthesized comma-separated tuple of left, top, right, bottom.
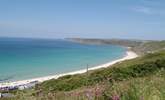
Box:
(1, 50, 165, 100)
(37, 50, 165, 91)
(67, 38, 143, 47)
(1, 39, 165, 100)
(133, 41, 165, 55)
(68, 38, 165, 55)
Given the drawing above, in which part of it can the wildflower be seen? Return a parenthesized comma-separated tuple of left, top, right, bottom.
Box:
(112, 94, 120, 100)
(85, 89, 93, 100)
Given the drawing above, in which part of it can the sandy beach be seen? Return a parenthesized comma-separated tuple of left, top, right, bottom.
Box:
(0, 50, 138, 88)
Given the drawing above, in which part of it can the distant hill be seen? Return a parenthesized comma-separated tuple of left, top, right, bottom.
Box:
(66, 38, 143, 47)
(67, 38, 165, 55)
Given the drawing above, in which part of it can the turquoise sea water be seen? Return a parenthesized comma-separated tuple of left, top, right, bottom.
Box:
(0, 38, 126, 82)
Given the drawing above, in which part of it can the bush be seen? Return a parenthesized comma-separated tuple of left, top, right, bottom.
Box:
(36, 51, 165, 92)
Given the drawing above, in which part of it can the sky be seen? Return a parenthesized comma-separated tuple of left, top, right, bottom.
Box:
(0, 0, 165, 40)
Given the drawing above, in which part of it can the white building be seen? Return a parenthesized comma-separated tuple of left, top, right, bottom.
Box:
(0, 93, 2, 98)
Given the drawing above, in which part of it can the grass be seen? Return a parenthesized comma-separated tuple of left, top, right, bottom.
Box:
(103, 71, 165, 100)
(133, 40, 165, 55)
(38, 50, 165, 92)
(1, 50, 165, 100)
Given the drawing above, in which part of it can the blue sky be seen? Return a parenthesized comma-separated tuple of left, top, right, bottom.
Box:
(0, 0, 165, 40)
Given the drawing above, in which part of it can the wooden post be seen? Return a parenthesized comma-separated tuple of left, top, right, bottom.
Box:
(87, 64, 89, 76)
(86, 64, 89, 87)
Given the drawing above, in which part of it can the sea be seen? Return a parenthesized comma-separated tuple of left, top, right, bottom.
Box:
(0, 37, 126, 82)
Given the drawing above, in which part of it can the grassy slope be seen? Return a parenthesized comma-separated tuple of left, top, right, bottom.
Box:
(132, 41, 165, 55)
(68, 38, 165, 55)
(2, 50, 165, 100)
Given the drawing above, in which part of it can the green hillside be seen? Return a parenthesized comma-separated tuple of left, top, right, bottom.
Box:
(132, 41, 165, 55)
(68, 38, 165, 55)
(1, 50, 165, 100)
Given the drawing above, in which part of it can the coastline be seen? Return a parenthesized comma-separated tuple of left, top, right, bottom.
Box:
(0, 50, 138, 88)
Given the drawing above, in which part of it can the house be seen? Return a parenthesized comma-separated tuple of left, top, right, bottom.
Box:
(0, 93, 2, 98)
(0, 93, 14, 98)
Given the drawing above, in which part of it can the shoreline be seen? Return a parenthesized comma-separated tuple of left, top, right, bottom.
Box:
(0, 50, 138, 88)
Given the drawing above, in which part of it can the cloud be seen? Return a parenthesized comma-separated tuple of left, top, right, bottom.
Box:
(141, 0, 163, 6)
(132, 6, 165, 16)
(133, 6, 153, 14)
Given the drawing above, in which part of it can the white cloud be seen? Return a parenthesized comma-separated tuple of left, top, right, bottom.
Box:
(141, 0, 163, 6)
(133, 6, 153, 14)
(132, 6, 165, 16)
